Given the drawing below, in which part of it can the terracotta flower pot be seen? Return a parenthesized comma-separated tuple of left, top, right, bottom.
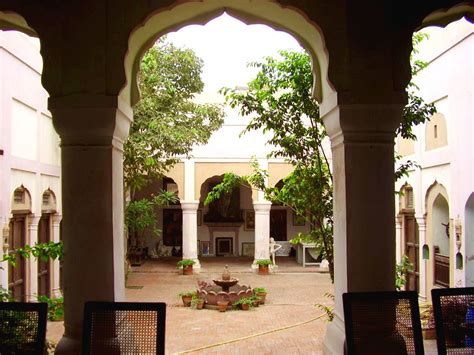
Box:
(258, 265, 269, 275)
(241, 303, 250, 311)
(217, 301, 229, 312)
(196, 301, 204, 310)
(182, 296, 192, 307)
(256, 292, 267, 304)
(183, 265, 193, 275)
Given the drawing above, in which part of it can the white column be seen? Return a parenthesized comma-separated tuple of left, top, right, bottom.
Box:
(50, 95, 132, 354)
(417, 216, 427, 301)
(52, 214, 62, 297)
(395, 216, 403, 264)
(184, 160, 195, 201)
(1, 219, 9, 289)
(322, 101, 403, 355)
(181, 201, 200, 269)
(253, 201, 272, 263)
(27, 215, 40, 302)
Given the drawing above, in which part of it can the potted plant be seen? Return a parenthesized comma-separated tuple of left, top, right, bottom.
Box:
(249, 295, 260, 307)
(256, 259, 272, 275)
(217, 300, 229, 312)
(190, 294, 205, 310)
(178, 290, 196, 307)
(233, 297, 254, 311)
(253, 287, 268, 305)
(177, 259, 196, 275)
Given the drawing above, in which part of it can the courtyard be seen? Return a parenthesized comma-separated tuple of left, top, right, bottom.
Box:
(48, 257, 333, 354)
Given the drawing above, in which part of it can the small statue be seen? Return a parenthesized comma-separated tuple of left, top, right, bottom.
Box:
(269, 237, 282, 266)
(222, 265, 231, 280)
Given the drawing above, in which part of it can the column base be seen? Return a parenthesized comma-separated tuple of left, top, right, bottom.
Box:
(323, 315, 345, 355)
(55, 334, 81, 355)
(193, 259, 201, 272)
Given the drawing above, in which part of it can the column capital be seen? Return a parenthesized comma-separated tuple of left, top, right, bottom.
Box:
(180, 201, 199, 212)
(416, 215, 427, 230)
(28, 215, 41, 226)
(253, 201, 272, 213)
(52, 214, 62, 225)
(48, 94, 132, 147)
(322, 101, 405, 148)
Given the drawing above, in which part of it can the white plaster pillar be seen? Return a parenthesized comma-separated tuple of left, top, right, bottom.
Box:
(181, 201, 200, 269)
(184, 160, 195, 201)
(416, 216, 427, 301)
(0, 219, 9, 288)
(395, 216, 403, 264)
(52, 214, 62, 297)
(322, 101, 404, 355)
(50, 95, 132, 354)
(27, 215, 40, 302)
(253, 201, 272, 263)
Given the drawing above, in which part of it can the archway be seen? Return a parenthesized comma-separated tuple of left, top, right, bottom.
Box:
(198, 175, 253, 257)
(9, 185, 32, 301)
(425, 181, 450, 297)
(465, 193, 474, 286)
(123, 0, 333, 107)
(432, 194, 450, 286)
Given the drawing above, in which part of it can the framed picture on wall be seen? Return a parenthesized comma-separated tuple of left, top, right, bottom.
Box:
(244, 210, 255, 231)
(197, 210, 202, 226)
(242, 242, 255, 257)
(293, 212, 306, 226)
(201, 241, 210, 256)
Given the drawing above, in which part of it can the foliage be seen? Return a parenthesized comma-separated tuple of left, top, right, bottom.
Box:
(37, 295, 64, 321)
(0, 287, 11, 302)
(214, 36, 435, 283)
(232, 297, 254, 307)
(178, 290, 197, 298)
(125, 191, 178, 252)
(255, 259, 272, 266)
(397, 33, 436, 141)
(190, 294, 204, 309)
(395, 255, 415, 291)
(177, 259, 196, 267)
(1, 241, 63, 267)
(124, 37, 224, 194)
(253, 287, 267, 294)
(315, 292, 335, 322)
(219, 50, 334, 280)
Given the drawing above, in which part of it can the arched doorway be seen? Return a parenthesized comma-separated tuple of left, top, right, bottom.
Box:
(432, 194, 450, 287)
(9, 185, 32, 301)
(399, 184, 420, 291)
(465, 193, 474, 286)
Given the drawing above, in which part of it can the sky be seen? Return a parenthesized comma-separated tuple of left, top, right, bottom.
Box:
(166, 13, 304, 102)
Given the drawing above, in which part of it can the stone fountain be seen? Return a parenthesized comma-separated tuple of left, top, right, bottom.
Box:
(197, 265, 253, 309)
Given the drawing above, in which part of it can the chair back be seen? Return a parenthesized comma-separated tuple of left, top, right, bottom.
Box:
(432, 287, 474, 355)
(82, 301, 166, 355)
(0, 301, 48, 354)
(343, 291, 424, 355)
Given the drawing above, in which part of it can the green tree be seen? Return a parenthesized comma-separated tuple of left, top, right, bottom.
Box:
(210, 35, 435, 282)
(124, 38, 225, 196)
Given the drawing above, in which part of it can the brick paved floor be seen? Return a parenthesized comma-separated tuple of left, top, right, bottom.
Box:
(127, 257, 333, 354)
(46, 256, 438, 354)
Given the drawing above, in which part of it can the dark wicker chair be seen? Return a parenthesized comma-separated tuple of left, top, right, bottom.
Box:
(343, 291, 424, 355)
(82, 301, 166, 355)
(0, 301, 48, 355)
(432, 287, 474, 355)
